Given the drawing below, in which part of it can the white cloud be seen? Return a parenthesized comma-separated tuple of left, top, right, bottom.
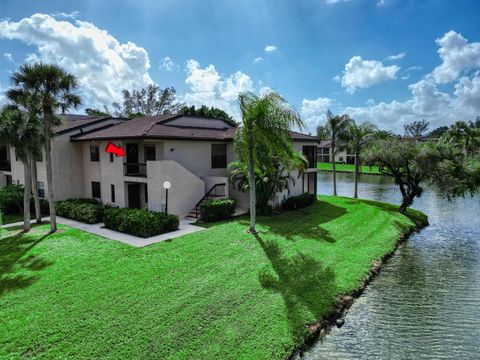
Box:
(339, 56, 400, 93)
(50, 11, 79, 19)
(183, 59, 253, 118)
(300, 97, 333, 132)
(3, 52, 13, 62)
(326, 0, 350, 4)
(160, 56, 178, 71)
(0, 13, 153, 107)
(264, 45, 276, 53)
(401, 66, 422, 80)
(253, 56, 264, 63)
(386, 52, 405, 61)
(430, 30, 480, 84)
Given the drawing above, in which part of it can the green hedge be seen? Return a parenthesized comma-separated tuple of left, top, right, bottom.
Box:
(200, 198, 236, 222)
(56, 198, 106, 224)
(0, 184, 23, 214)
(103, 207, 179, 238)
(282, 193, 317, 210)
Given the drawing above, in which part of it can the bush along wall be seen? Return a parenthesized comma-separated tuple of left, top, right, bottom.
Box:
(56, 198, 106, 224)
(199, 198, 236, 222)
(282, 193, 317, 210)
(103, 207, 179, 238)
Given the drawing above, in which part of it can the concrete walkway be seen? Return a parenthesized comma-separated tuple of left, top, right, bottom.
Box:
(2, 216, 206, 248)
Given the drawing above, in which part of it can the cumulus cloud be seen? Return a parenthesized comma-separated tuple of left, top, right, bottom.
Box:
(160, 56, 178, 71)
(50, 11, 79, 19)
(300, 97, 333, 132)
(339, 56, 400, 93)
(253, 56, 264, 63)
(3, 52, 13, 62)
(430, 30, 480, 84)
(0, 13, 153, 107)
(386, 52, 405, 61)
(264, 45, 276, 53)
(183, 59, 253, 118)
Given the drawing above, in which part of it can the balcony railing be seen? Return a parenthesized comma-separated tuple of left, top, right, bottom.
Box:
(0, 160, 11, 172)
(124, 163, 147, 177)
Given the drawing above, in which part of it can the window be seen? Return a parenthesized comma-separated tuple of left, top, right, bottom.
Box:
(322, 147, 329, 155)
(302, 146, 317, 168)
(110, 153, 114, 162)
(211, 144, 227, 169)
(110, 184, 115, 203)
(38, 181, 45, 198)
(92, 181, 101, 198)
(144, 145, 156, 161)
(90, 145, 100, 162)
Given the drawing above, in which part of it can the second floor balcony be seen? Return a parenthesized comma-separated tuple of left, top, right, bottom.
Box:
(124, 163, 147, 177)
(0, 160, 11, 172)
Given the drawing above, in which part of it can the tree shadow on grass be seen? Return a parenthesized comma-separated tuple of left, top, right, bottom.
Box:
(0, 230, 52, 297)
(255, 234, 336, 340)
(357, 199, 427, 225)
(242, 201, 347, 243)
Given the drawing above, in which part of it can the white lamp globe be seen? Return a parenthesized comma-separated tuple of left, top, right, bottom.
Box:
(163, 181, 171, 190)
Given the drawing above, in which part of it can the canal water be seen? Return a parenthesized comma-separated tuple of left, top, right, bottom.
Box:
(303, 172, 480, 359)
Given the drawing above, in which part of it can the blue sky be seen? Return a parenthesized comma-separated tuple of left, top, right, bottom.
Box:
(0, 0, 479, 133)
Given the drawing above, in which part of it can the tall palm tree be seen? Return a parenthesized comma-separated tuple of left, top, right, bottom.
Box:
(340, 120, 377, 198)
(318, 110, 350, 196)
(236, 91, 304, 234)
(9, 63, 81, 232)
(0, 106, 39, 232)
(6, 80, 44, 223)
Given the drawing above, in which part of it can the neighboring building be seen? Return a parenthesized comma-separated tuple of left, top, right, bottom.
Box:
(317, 140, 354, 164)
(1, 114, 318, 219)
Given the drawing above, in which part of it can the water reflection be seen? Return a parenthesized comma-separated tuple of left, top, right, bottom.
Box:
(303, 171, 480, 359)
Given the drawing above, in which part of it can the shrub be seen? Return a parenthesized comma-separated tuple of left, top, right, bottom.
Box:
(103, 207, 179, 238)
(56, 198, 105, 224)
(30, 198, 50, 215)
(200, 198, 236, 222)
(0, 184, 23, 214)
(282, 193, 317, 210)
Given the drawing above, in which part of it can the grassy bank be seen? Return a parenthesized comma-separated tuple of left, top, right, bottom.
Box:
(317, 162, 381, 174)
(0, 196, 425, 359)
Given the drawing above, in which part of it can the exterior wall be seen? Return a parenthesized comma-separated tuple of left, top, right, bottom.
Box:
(0, 174, 6, 186)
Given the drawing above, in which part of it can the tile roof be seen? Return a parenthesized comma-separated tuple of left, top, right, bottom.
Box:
(71, 114, 318, 142)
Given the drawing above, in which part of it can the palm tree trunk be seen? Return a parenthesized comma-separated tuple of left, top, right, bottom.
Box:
(354, 149, 359, 199)
(43, 112, 57, 232)
(30, 154, 42, 223)
(248, 137, 257, 234)
(331, 140, 337, 196)
(22, 158, 32, 232)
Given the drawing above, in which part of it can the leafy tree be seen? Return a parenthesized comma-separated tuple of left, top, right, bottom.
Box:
(0, 106, 40, 231)
(9, 63, 81, 232)
(469, 116, 480, 129)
(179, 105, 237, 127)
(404, 119, 430, 137)
(235, 91, 304, 233)
(428, 126, 449, 138)
(444, 121, 480, 157)
(229, 150, 307, 214)
(112, 84, 182, 118)
(373, 129, 399, 140)
(317, 110, 351, 196)
(363, 138, 479, 213)
(340, 120, 377, 198)
(85, 107, 110, 116)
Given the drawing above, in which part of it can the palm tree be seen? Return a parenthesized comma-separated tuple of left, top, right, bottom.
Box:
(0, 106, 39, 231)
(340, 120, 377, 198)
(446, 121, 480, 157)
(9, 63, 81, 232)
(318, 110, 350, 196)
(236, 91, 304, 234)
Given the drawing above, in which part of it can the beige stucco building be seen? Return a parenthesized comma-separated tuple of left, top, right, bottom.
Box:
(0, 114, 318, 219)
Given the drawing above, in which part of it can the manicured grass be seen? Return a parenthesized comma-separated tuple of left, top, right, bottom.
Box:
(0, 196, 425, 359)
(317, 162, 381, 174)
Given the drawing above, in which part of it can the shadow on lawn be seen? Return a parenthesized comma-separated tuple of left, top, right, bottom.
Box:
(243, 201, 347, 243)
(0, 230, 52, 297)
(255, 234, 336, 340)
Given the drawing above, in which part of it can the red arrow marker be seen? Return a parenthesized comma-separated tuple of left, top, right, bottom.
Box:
(105, 141, 126, 157)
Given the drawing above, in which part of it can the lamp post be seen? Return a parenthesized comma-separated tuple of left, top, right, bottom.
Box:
(163, 181, 171, 214)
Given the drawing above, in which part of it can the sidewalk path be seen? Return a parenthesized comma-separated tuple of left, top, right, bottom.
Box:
(2, 216, 206, 248)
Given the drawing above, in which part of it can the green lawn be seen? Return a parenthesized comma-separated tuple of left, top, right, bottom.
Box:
(317, 162, 381, 174)
(1, 213, 25, 225)
(0, 196, 425, 359)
